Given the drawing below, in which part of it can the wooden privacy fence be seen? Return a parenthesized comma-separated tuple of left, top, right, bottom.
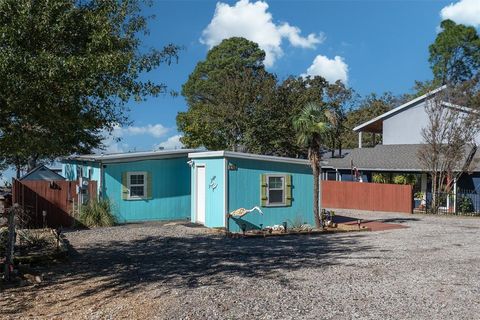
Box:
(322, 180, 413, 214)
(12, 179, 97, 228)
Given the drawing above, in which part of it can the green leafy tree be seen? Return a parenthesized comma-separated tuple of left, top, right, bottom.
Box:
(178, 37, 276, 151)
(342, 93, 396, 148)
(429, 19, 480, 85)
(266, 76, 329, 157)
(293, 103, 331, 228)
(0, 0, 179, 173)
(325, 81, 356, 157)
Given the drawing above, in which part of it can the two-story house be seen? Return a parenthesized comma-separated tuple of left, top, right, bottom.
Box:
(324, 86, 480, 212)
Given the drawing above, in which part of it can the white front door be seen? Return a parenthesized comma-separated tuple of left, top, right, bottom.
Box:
(195, 166, 206, 224)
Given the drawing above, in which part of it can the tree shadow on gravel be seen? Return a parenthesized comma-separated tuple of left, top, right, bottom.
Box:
(1, 225, 375, 315)
(334, 215, 420, 224)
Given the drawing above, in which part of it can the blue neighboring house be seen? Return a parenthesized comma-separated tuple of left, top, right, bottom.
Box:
(188, 151, 314, 232)
(62, 149, 196, 222)
(62, 149, 316, 230)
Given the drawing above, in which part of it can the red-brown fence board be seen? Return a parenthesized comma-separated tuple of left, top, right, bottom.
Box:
(322, 180, 413, 214)
(12, 179, 97, 228)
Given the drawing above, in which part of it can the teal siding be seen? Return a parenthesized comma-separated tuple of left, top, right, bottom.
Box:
(61, 162, 100, 183)
(90, 164, 101, 184)
(104, 157, 191, 222)
(62, 163, 78, 180)
(62, 161, 101, 195)
(190, 158, 226, 228)
(227, 158, 314, 232)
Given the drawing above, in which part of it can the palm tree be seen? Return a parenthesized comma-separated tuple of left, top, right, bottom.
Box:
(293, 102, 331, 228)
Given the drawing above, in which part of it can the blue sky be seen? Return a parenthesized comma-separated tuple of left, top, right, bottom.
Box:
(3, 0, 480, 182)
(119, 0, 476, 154)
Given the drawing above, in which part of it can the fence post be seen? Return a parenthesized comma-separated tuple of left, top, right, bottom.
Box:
(3, 205, 16, 282)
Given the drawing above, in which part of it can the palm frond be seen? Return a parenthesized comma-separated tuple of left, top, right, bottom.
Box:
(293, 102, 331, 147)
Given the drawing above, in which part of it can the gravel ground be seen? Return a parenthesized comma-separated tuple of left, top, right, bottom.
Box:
(1, 211, 480, 320)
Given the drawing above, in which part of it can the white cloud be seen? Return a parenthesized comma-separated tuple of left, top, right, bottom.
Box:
(154, 135, 184, 150)
(440, 0, 480, 27)
(103, 138, 128, 154)
(124, 124, 169, 138)
(99, 126, 128, 154)
(106, 124, 169, 139)
(302, 55, 349, 84)
(100, 123, 170, 154)
(201, 0, 324, 67)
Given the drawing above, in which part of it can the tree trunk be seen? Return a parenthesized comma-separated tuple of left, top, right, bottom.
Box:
(27, 157, 37, 171)
(339, 141, 342, 157)
(312, 164, 321, 228)
(15, 165, 21, 179)
(311, 148, 322, 228)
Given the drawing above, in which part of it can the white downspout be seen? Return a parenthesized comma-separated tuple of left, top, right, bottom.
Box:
(453, 178, 457, 213)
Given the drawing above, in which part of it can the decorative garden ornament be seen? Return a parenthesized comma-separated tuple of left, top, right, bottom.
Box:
(228, 206, 263, 218)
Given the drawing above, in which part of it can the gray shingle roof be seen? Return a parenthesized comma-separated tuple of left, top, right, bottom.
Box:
(324, 144, 480, 172)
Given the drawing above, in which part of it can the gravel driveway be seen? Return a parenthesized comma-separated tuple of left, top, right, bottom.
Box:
(1, 211, 480, 319)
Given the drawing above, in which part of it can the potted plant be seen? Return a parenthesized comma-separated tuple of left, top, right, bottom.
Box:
(414, 191, 426, 209)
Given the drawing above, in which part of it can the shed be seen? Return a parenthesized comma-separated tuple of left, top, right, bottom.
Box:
(188, 151, 314, 232)
(62, 149, 196, 222)
(20, 165, 65, 181)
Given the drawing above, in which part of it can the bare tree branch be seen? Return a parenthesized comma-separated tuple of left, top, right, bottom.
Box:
(418, 83, 480, 213)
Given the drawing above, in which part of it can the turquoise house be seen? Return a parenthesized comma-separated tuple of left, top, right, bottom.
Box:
(188, 151, 314, 232)
(62, 149, 315, 230)
(62, 150, 195, 222)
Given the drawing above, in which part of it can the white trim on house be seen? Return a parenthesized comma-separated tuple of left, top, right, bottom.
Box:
(126, 171, 147, 200)
(441, 101, 478, 114)
(223, 158, 228, 228)
(188, 151, 310, 165)
(65, 149, 198, 164)
(353, 85, 447, 132)
(265, 174, 287, 207)
(194, 164, 206, 225)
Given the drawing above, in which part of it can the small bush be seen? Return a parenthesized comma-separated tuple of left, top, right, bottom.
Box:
(287, 215, 305, 230)
(393, 174, 417, 185)
(0, 227, 8, 253)
(79, 199, 116, 228)
(17, 229, 51, 249)
(458, 196, 475, 214)
(372, 173, 390, 184)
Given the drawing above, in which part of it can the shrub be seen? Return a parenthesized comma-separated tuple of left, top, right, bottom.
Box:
(458, 196, 475, 214)
(287, 215, 307, 230)
(372, 173, 390, 184)
(393, 174, 417, 185)
(0, 227, 8, 253)
(414, 191, 425, 199)
(79, 199, 116, 228)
